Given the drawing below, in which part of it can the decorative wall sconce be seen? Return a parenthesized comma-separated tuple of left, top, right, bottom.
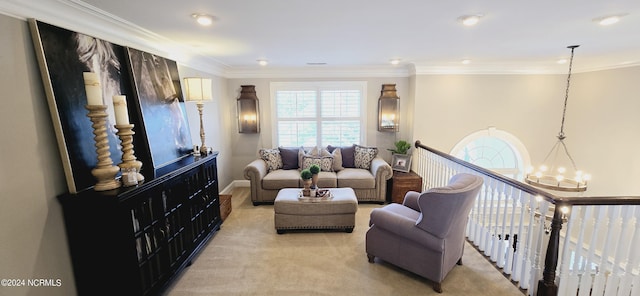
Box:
(378, 84, 400, 132)
(184, 77, 213, 155)
(237, 85, 260, 133)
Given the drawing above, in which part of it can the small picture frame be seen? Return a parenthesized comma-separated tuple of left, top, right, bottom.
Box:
(391, 154, 412, 172)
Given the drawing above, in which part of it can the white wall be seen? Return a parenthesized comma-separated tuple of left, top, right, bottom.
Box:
(0, 16, 76, 296)
(226, 77, 411, 181)
(412, 68, 640, 196)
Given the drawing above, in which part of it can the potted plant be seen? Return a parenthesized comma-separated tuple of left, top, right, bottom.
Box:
(388, 140, 411, 155)
(300, 169, 313, 194)
(309, 164, 320, 189)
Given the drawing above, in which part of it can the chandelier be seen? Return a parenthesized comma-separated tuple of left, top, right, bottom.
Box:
(525, 45, 590, 192)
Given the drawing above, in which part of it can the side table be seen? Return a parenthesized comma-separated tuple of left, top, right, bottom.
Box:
(389, 171, 423, 204)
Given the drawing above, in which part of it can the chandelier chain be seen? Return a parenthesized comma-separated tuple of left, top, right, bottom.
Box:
(559, 45, 578, 139)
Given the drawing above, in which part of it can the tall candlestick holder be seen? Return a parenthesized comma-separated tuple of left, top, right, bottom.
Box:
(86, 105, 121, 191)
(115, 124, 145, 185)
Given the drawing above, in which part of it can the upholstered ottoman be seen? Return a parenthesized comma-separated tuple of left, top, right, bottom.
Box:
(274, 188, 358, 234)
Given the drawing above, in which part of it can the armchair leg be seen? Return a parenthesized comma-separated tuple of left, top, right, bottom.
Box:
(457, 257, 463, 265)
(433, 282, 443, 293)
(367, 254, 375, 263)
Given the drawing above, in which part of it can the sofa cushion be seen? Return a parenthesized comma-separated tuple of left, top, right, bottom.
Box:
(302, 156, 333, 172)
(315, 171, 338, 188)
(259, 148, 283, 172)
(262, 169, 302, 190)
(354, 145, 378, 170)
(328, 144, 356, 168)
(279, 146, 299, 170)
(337, 168, 375, 189)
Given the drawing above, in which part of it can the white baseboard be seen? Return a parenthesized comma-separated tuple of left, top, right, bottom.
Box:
(220, 180, 250, 194)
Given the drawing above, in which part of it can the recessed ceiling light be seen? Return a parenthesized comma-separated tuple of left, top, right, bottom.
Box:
(192, 13, 214, 26)
(458, 14, 483, 26)
(390, 59, 401, 65)
(593, 14, 627, 26)
(461, 59, 471, 65)
(257, 59, 268, 66)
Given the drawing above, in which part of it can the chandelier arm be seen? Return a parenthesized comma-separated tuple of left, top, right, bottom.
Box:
(559, 140, 579, 171)
(541, 140, 562, 164)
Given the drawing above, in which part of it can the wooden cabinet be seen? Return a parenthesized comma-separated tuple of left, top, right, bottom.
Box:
(58, 152, 221, 296)
(390, 171, 423, 204)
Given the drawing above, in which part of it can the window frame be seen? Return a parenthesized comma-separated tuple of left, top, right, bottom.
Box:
(450, 127, 531, 180)
(270, 81, 367, 147)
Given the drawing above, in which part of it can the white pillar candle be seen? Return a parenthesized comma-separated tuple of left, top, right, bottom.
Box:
(112, 95, 130, 125)
(83, 72, 103, 105)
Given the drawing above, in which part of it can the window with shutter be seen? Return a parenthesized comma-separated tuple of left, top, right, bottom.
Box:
(271, 82, 367, 147)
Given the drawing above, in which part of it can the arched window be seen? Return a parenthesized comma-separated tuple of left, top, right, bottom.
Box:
(450, 127, 531, 180)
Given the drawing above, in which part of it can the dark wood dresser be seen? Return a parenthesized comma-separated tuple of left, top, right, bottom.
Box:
(58, 152, 221, 296)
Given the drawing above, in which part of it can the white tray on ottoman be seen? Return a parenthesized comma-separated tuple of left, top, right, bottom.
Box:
(274, 188, 358, 234)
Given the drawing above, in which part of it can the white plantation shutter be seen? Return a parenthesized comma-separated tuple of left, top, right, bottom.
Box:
(271, 82, 366, 147)
(321, 121, 360, 147)
(321, 90, 361, 117)
(276, 90, 316, 118)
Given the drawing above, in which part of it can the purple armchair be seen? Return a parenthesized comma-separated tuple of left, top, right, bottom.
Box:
(365, 173, 483, 293)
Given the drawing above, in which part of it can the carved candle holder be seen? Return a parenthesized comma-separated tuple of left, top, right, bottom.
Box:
(86, 105, 121, 191)
(115, 124, 145, 184)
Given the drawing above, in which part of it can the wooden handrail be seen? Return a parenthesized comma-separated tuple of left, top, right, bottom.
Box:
(415, 140, 640, 206)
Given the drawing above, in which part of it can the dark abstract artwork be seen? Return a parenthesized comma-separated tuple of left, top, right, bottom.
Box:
(126, 48, 192, 172)
(29, 19, 130, 193)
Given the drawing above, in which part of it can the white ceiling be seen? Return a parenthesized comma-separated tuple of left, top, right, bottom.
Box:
(3, 0, 640, 76)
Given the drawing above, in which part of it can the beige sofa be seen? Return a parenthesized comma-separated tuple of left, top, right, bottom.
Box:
(244, 146, 392, 205)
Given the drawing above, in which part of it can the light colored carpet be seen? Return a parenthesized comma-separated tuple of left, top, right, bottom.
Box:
(164, 187, 524, 296)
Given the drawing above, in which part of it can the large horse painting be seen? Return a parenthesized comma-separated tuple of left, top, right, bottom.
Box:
(29, 19, 130, 193)
(126, 48, 192, 173)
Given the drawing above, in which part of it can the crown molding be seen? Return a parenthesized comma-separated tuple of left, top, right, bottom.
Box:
(413, 61, 640, 75)
(0, 0, 227, 76)
(223, 65, 412, 79)
(413, 65, 560, 75)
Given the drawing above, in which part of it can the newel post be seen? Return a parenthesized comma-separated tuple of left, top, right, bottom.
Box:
(537, 205, 564, 296)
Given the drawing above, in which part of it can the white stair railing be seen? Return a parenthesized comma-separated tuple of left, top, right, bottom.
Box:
(414, 141, 640, 296)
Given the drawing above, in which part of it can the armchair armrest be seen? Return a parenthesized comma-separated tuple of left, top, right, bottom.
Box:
(402, 191, 421, 212)
(370, 206, 444, 251)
